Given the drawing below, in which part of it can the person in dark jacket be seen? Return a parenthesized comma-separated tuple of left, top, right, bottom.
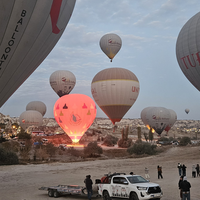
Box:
(196, 164, 199, 177)
(157, 165, 163, 179)
(178, 176, 184, 199)
(84, 175, 93, 200)
(182, 164, 187, 176)
(180, 176, 191, 200)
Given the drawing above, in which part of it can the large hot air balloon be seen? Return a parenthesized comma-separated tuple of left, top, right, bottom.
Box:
(50, 70, 76, 97)
(145, 107, 171, 135)
(26, 101, 47, 116)
(100, 33, 122, 62)
(19, 110, 43, 130)
(54, 94, 97, 143)
(185, 108, 190, 114)
(164, 109, 177, 133)
(176, 12, 200, 91)
(0, 0, 76, 107)
(141, 107, 154, 130)
(91, 68, 140, 125)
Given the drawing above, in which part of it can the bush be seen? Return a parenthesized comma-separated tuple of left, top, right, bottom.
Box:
(118, 138, 133, 148)
(179, 136, 191, 146)
(0, 146, 19, 165)
(127, 142, 157, 155)
(84, 142, 103, 157)
(67, 147, 83, 157)
(102, 135, 118, 147)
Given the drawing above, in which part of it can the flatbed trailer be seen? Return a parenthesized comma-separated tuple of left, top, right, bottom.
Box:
(39, 184, 99, 198)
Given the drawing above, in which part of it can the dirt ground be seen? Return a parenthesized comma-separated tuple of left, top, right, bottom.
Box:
(0, 146, 200, 200)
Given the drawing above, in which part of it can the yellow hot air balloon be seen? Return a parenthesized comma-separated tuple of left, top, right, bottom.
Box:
(99, 33, 122, 62)
(91, 68, 140, 124)
(0, 0, 76, 107)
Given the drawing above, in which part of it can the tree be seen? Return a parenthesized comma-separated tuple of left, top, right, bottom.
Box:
(137, 127, 141, 140)
(149, 128, 154, 142)
(84, 141, 103, 157)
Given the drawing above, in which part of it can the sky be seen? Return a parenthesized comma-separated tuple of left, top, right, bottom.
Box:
(1, 0, 200, 120)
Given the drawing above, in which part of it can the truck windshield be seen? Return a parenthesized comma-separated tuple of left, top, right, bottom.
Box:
(127, 176, 148, 184)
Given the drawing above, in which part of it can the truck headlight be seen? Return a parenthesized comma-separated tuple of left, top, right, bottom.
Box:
(137, 186, 148, 190)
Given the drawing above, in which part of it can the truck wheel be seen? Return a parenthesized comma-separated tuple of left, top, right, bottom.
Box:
(129, 192, 139, 200)
(48, 189, 54, 197)
(103, 191, 112, 200)
(53, 190, 59, 198)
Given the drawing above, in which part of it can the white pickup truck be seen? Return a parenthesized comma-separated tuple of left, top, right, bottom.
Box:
(97, 173, 163, 200)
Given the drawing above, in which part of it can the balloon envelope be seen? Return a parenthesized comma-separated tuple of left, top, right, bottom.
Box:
(19, 110, 43, 130)
(50, 70, 76, 97)
(185, 108, 190, 114)
(100, 33, 122, 62)
(145, 107, 171, 135)
(26, 101, 47, 116)
(176, 12, 200, 91)
(54, 94, 97, 143)
(91, 68, 140, 124)
(0, 0, 76, 107)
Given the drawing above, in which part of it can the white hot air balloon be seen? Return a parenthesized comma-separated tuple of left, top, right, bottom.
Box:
(145, 107, 171, 135)
(0, 0, 76, 108)
(185, 108, 190, 114)
(100, 33, 122, 62)
(26, 101, 47, 116)
(19, 110, 43, 130)
(91, 68, 140, 124)
(49, 70, 76, 97)
(176, 12, 200, 91)
(141, 107, 154, 130)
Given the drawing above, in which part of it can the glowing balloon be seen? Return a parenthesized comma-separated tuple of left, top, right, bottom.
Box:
(91, 68, 140, 125)
(145, 107, 171, 135)
(26, 101, 47, 116)
(176, 12, 200, 91)
(164, 109, 177, 133)
(19, 110, 43, 130)
(50, 70, 76, 97)
(100, 33, 122, 62)
(185, 108, 190, 114)
(141, 107, 154, 130)
(54, 94, 97, 143)
(0, 0, 76, 107)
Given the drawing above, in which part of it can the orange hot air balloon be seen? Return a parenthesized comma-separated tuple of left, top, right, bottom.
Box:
(53, 94, 97, 143)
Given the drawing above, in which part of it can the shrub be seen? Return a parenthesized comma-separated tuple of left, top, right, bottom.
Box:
(118, 138, 133, 148)
(102, 135, 118, 147)
(84, 141, 103, 157)
(67, 147, 83, 157)
(0, 146, 19, 165)
(179, 136, 191, 146)
(127, 142, 157, 155)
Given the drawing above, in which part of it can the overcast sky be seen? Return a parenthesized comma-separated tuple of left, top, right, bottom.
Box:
(1, 0, 200, 120)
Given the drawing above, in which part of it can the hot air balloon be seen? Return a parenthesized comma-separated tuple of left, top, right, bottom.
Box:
(0, 0, 76, 108)
(145, 107, 171, 135)
(176, 12, 200, 92)
(53, 94, 97, 143)
(91, 68, 140, 125)
(141, 107, 155, 130)
(164, 109, 177, 133)
(185, 108, 190, 114)
(26, 101, 47, 116)
(100, 33, 122, 62)
(50, 70, 76, 97)
(19, 110, 43, 130)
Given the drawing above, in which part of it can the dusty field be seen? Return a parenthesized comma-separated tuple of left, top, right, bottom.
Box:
(0, 145, 200, 200)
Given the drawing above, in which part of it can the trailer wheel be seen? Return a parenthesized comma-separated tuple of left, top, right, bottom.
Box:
(48, 189, 54, 197)
(103, 190, 112, 200)
(53, 190, 59, 198)
(129, 192, 139, 200)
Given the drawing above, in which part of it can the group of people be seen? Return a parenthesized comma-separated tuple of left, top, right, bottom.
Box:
(177, 163, 200, 178)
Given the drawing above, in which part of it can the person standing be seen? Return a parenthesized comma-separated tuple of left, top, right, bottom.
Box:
(196, 164, 199, 177)
(192, 165, 196, 178)
(177, 163, 182, 176)
(180, 176, 191, 200)
(178, 176, 183, 199)
(157, 165, 163, 179)
(182, 164, 187, 176)
(145, 167, 150, 180)
(84, 175, 93, 200)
